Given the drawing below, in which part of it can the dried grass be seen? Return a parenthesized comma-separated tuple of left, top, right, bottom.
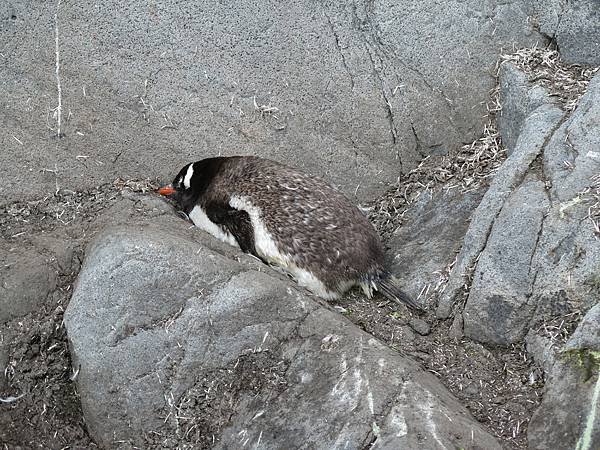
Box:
(580, 173, 600, 239)
(536, 311, 583, 349)
(369, 100, 505, 239)
(0, 178, 159, 240)
(112, 177, 160, 193)
(499, 46, 599, 111)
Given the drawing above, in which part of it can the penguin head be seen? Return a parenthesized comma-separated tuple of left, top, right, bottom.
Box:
(158, 162, 199, 212)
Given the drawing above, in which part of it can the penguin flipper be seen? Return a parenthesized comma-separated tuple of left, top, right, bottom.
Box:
(204, 202, 258, 256)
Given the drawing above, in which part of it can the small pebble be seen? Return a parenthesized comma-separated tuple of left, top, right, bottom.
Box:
(409, 317, 431, 336)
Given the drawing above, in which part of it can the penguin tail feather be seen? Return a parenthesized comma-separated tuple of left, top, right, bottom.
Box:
(376, 275, 423, 311)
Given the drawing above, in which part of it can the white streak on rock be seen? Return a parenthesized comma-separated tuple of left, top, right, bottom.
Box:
(576, 372, 600, 450)
(54, 0, 63, 137)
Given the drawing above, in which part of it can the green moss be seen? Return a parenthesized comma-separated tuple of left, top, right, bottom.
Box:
(389, 311, 403, 320)
(585, 272, 600, 290)
(563, 349, 600, 381)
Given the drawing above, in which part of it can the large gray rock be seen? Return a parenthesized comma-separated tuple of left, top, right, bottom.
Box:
(0, 0, 544, 204)
(436, 104, 566, 320)
(64, 222, 501, 449)
(439, 70, 600, 349)
(529, 0, 600, 65)
(497, 62, 554, 155)
(528, 304, 600, 449)
(527, 73, 600, 330)
(463, 180, 549, 345)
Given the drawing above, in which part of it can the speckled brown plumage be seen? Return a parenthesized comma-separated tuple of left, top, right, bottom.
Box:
(230, 157, 381, 287)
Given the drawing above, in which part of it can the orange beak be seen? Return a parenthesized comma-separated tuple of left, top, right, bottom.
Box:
(157, 184, 176, 196)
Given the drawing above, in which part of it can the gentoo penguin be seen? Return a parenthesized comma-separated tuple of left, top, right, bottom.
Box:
(158, 156, 420, 310)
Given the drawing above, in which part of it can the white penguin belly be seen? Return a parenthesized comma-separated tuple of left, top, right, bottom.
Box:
(188, 205, 239, 248)
(229, 195, 339, 299)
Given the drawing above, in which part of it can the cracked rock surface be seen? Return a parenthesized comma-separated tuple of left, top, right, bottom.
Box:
(528, 303, 600, 450)
(64, 222, 501, 449)
(528, 0, 600, 65)
(440, 73, 600, 346)
(1, 0, 544, 203)
(463, 179, 550, 345)
(433, 66, 600, 449)
(436, 103, 567, 320)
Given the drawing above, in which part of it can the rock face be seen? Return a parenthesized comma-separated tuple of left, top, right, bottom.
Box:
(1, 0, 544, 203)
(436, 103, 566, 323)
(497, 62, 554, 155)
(433, 63, 600, 447)
(529, 0, 600, 65)
(528, 304, 600, 450)
(440, 71, 600, 346)
(64, 222, 501, 449)
(463, 180, 550, 345)
(388, 187, 485, 307)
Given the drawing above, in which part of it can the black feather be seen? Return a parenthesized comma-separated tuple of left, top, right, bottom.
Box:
(376, 274, 423, 311)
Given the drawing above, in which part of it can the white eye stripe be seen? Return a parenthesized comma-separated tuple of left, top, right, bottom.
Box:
(183, 164, 194, 189)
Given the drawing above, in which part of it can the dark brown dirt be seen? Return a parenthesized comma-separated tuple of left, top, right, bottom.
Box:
(0, 249, 95, 449)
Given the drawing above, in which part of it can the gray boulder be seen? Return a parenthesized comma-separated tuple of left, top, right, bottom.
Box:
(436, 104, 566, 320)
(389, 187, 485, 308)
(64, 221, 501, 449)
(429, 62, 600, 450)
(497, 61, 554, 155)
(527, 73, 600, 330)
(439, 71, 600, 346)
(1, 0, 544, 204)
(528, 304, 600, 449)
(463, 180, 549, 345)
